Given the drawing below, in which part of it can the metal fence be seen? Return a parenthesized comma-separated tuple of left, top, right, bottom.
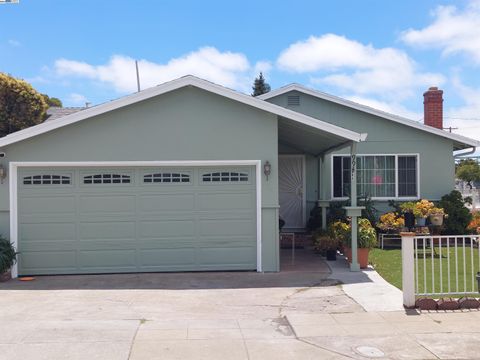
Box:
(402, 234, 480, 307)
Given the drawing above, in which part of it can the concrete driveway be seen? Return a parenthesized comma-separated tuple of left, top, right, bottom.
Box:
(2, 252, 480, 359)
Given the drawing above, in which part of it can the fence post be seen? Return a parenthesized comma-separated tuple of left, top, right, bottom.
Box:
(401, 232, 416, 308)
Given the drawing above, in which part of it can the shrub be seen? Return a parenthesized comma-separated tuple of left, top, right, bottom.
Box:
(337, 218, 377, 249)
(377, 212, 405, 232)
(438, 190, 473, 235)
(468, 211, 480, 234)
(0, 236, 17, 274)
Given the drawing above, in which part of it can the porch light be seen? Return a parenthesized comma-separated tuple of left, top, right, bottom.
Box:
(263, 161, 271, 180)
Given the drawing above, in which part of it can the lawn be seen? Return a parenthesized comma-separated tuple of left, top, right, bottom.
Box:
(369, 245, 480, 297)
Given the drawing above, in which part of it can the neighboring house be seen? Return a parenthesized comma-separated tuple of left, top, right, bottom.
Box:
(0, 76, 477, 277)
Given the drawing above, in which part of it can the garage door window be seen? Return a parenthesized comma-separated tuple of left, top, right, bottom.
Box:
(23, 174, 71, 185)
(202, 172, 248, 182)
(144, 172, 190, 183)
(83, 174, 131, 184)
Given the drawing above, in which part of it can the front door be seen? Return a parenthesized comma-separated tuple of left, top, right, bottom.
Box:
(279, 155, 305, 229)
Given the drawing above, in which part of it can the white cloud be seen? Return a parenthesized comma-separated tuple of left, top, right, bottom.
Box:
(400, 1, 480, 64)
(54, 47, 255, 93)
(7, 39, 21, 47)
(67, 93, 88, 106)
(277, 34, 444, 100)
(443, 75, 480, 140)
(345, 95, 423, 121)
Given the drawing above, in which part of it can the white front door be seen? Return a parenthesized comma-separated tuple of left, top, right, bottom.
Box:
(279, 155, 306, 229)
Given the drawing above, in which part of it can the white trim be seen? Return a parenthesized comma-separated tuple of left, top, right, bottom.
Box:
(10, 160, 263, 277)
(330, 153, 420, 201)
(0, 76, 365, 149)
(278, 154, 307, 228)
(259, 84, 480, 148)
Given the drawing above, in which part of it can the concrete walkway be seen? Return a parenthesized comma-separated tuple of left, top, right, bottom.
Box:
(327, 254, 404, 312)
(1, 250, 480, 359)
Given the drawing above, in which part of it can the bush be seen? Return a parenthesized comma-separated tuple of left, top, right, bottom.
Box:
(0, 236, 17, 274)
(438, 190, 473, 235)
(337, 218, 377, 249)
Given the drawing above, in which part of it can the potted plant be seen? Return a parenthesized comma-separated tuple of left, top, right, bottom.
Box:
(344, 218, 377, 268)
(0, 236, 17, 282)
(414, 199, 434, 226)
(429, 207, 446, 226)
(377, 212, 405, 233)
(329, 221, 350, 258)
(314, 232, 338, 261)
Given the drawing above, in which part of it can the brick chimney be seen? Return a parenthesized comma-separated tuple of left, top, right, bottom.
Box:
(423, 86, 443, 130)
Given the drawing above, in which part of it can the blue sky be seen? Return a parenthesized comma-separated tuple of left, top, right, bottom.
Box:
(1, 0, 480, 138)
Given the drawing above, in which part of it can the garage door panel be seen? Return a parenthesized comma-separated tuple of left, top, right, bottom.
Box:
(139, 248, 196, 267)
(140, 220, 195, 238)
(20, 223, 77, 241)
(79, 195, 136, 214)
(18, 165, 257, 275)
(199, 219, 255, 236)
(139, 194, 195, 212)
(19, 196, 76, 215)
(20, 251, 77, 273)
(79, 221, 136, 240)
(196, 192, 254, 210)
(78, 250, 136, 268)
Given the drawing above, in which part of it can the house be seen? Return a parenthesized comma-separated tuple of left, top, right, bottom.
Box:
(0, 76, 477, 277)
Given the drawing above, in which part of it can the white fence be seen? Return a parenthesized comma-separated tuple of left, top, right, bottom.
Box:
(402, 233, 480, 307)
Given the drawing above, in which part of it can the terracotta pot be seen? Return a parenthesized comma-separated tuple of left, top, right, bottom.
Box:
(429, 214, 444, 226)
(357, 248, 370, 269)
(344, 247, 370, 269)
(0, 270, 11, 283)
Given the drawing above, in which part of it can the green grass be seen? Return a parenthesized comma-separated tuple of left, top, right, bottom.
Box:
(369, 245, 480, 297)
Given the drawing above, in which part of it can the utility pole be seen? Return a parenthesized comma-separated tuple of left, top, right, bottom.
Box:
(135, 60, 141, 92)
(443, 126, 458, 133)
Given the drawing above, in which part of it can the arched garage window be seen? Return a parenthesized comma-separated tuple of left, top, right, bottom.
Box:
(83, 174, 131, 184)
(144, 173, 190, 183)
(202, 172, 248, 182)
(23, 174, 71, 185)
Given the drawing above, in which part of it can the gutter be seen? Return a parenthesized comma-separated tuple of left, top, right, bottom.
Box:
(454, 147, 476, 158)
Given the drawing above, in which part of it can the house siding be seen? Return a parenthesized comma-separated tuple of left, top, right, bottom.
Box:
(0, 87, 280, 271)
(269, 90, 455, 214)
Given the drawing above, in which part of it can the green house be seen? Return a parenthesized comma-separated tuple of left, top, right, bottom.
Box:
(0, 76, 477, 277)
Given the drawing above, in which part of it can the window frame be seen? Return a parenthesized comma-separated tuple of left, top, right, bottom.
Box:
(22, 173, 73, 186)
(201, 170, 250, 184)
(82, 173, 132, 185)
(143, 171, 192, 184)
(331, 153, 420, 200)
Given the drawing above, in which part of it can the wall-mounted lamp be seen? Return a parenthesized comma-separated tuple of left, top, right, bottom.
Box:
(0, 164, 6, 184)
(263, 161, 271, 181)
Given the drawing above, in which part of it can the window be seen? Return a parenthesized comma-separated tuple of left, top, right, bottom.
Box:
(144, 172, 190, 183)
(202, 172, 248, 182)
(23, 174, 71, 185)
(83, 174, 130, 184)
(332, 154, 418, 199)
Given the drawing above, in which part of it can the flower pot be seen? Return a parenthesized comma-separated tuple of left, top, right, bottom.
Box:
(357, 248, 370, 269)
(429, 214, 444, 226)
(416, 217, 426, 226)
(326, 249, 337, 261)
(0, 270, 11, 283)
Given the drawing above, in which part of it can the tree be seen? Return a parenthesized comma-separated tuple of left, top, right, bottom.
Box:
(42, 94, 62, 107)
(456, 159, 480, 189)
(251, 72, 271, 96)
(0, 73, 48, 137)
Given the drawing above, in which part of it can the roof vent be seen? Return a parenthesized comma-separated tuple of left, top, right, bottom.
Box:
(287, 95, 300, 106)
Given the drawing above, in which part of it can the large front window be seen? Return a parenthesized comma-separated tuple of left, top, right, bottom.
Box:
(333, 154, 418, 199)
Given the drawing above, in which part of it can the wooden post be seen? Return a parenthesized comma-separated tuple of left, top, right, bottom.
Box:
(401, 232, 416, 308)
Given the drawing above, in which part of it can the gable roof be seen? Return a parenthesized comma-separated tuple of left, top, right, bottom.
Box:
(45, 107, 85, 122)
(258, 83, 480, 149)
(0, 76, 366, 149)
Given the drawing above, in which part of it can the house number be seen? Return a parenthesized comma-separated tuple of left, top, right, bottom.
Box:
(351, 154, 356, 180)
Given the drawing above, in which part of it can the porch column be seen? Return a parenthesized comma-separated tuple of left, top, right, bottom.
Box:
(317, 200, 329, 230)
(344, 142, 363, 272)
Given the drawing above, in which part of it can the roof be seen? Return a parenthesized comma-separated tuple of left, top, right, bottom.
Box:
(0, 76, 366, 149)
(45, 107, 85, 122)
(258, 84, 480, 149)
